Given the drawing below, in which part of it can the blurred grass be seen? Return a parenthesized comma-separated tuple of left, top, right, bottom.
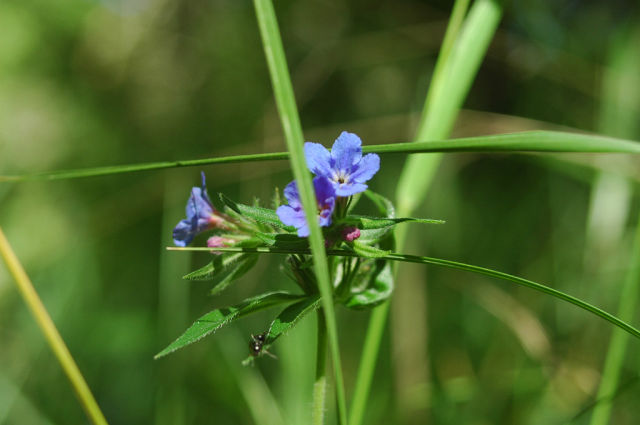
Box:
(1, 1, 640, 424)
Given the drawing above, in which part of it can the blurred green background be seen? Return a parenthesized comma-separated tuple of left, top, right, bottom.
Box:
(1, 0, 640, 424)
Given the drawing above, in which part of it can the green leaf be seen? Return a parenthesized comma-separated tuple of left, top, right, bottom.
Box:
(183, 252, 247, 281)
(208, 191, 227, 213)
(209, 254, 258, 295)
(344, 260, 393, 309)
(235, 202, 294, 231)
(265, 295, 321, 344)
(348, 241, 391, 259)
(219, 192, 242, 215)
(255, 232, 309, 250)
(341, 215, 444, 230)
(154, 291, 303, 359)
(357, 191, 398, 244)
(183, 252, 259, 295)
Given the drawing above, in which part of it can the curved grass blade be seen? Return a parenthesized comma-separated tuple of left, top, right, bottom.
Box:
(169, 246, 640, 341)
(3, 131, 640, 183)
(154, 291, 303, 359)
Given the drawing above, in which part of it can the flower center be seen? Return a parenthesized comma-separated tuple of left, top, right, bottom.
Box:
(333, 170, 349, 185)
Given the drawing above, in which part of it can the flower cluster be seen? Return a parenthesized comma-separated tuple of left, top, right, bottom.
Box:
(277, 131, 380, 237)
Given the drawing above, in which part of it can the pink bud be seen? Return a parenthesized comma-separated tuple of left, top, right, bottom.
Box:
(207, 236, 234, 254)
(341, 226, 360, 242)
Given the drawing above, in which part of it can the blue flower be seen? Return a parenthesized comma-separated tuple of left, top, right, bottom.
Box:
(276, 176, 336, 237)
(304, 131, 380, 197)
(173, 172, 228, 246)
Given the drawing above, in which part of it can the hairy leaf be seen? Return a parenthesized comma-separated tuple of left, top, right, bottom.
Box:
(265, 295, 321, 344)
(255, 232, 309, 250)
(183, 252, 259, 295)
(348, 241, 391, 259)
(341, 215, 444, 229)
(155, 291, 303, 359)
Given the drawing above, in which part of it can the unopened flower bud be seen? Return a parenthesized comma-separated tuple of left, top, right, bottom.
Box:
(341, 226, 360, 242)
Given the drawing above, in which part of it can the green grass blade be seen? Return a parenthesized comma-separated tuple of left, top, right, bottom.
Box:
(353, 1, 503, 424)
(168, 246, 640, 341)
(589, 28, 640, 425)
(379, 252, 640, 340)
(589, 223, 640, 424)
(397, 0, 504, 215)
(0, 228, 109, 425)
(0, 152, 288, 182)
(2, 131, 640, 183)
(252, 1, 347, 423)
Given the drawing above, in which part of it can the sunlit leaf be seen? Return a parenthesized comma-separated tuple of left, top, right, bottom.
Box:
(340, 215, 444, 230)
(154, 291, 303, 359)
(266, 295, 321, 344)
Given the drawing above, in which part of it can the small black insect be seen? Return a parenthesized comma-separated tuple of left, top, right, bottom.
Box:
(249, 332, 276, 359)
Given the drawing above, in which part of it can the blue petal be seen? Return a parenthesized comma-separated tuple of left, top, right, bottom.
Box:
(276, 205, 305, 228)
(349, 153, 380, 183)
(305, 142, 332, 177)
(283, 180, 302, 209)
(173, 219, 195, 246)
(318, 197, 335, 227)
(200, 171, 214, 205)
(313, 176, 336, 203)
(331, 132, 362, 171)
(296, 223, 310, 237)
(186, 187, 214, 220)
(335, 182, 367, 197)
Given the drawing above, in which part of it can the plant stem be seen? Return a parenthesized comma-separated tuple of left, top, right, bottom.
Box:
(0, 227, 109, 425)
(252, 1, 347, 423)
(313, 310, 328, 425)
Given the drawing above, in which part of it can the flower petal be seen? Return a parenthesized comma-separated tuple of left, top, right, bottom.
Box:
(186, 187, 214, 220)
(200, 171, 214, 206)
(283, 181, 301, 209)
(173, 219, 196, 246)
(335, 182, 367, 197)
(313, 176, 336, 204)
(304, 142, 332, 177)
(276, 205, 305, 228)
(331, 131, 362, 170)
(296, 223, 310, 237)
(349, 153, 380, 183)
